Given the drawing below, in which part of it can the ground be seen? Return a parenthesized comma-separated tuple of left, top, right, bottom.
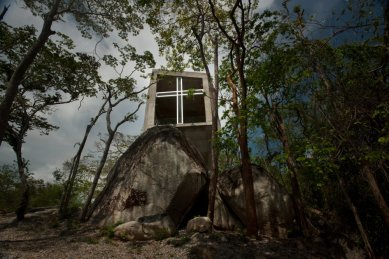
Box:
(0, 209, 348, 258)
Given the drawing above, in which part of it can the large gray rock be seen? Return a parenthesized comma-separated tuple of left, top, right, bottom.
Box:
(89, 126, 208, 230)
(214, 165, 294, 237)
(213, 191, 243, 231)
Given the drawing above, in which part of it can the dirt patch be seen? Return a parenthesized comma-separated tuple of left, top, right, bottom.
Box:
(0, 209, 344, 259)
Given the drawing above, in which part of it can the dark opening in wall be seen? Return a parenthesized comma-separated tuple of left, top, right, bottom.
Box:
(178, 183, 209, 229)
(183, 77, 202, 90)
(183, 95, 206, 123)
(155, 96, 176, 125)
(155, 75, 206, 125)
(156, 75, 176, 92)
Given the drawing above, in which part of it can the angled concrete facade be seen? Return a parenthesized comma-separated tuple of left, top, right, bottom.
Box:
(143, 69, 213, 168)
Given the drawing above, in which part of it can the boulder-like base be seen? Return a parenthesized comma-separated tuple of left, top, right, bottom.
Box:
(214, 165, 294, 238)
(89, 126, 208, 232)
(89, 126, 295, 239)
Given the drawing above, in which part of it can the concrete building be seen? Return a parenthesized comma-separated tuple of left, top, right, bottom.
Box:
(143, 69, 213, 168)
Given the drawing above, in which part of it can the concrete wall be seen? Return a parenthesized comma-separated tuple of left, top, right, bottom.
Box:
(143, 69, 213, 168)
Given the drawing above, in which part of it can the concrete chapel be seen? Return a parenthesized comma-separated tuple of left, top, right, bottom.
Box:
(143, 69, 213, 167)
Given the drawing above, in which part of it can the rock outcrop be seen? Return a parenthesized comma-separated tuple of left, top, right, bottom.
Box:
(214, 165, 294, 238)
(90, 126, 294, 239)
(89, 126, 208, 230)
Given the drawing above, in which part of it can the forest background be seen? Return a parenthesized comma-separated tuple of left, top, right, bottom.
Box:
(0, 0, 388, 257)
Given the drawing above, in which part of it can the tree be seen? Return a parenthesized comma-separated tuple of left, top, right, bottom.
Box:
(289, 0, 388, 234)
(244, 10, 317, 235)
(0, 0, 144, 146)
(77, 43, 155, 221)
(208, 0, 259, 236)
(59, 42, 154, 218)
(60, 132, 136, 215)
(1, 22, 99, 220)
(58, 99, 108, 218)
(79, 91, 142, 221)
(245, 1, 388, 254)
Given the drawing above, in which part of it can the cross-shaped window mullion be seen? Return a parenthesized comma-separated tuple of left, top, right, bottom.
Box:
(176, 77, 183, 124)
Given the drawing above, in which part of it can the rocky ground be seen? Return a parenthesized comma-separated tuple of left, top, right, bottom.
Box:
(0, 209, 356, 258)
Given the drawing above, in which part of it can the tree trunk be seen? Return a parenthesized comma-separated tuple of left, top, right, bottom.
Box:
(271, 106, 312, 236)
(59, 101, 107, 218)
(14, 141, 29, 221)
(0, 4, 9, 21)
(239, 129, 258, 236)
(191, 15, 220, 224)
(59, 124, 93, 217)
(0, 0, 60, 146)
(207, 37, 219, 224)
(363, 165, 389, 229)
(338, 177, 375, 258)
(208, 0, 257, 236)
(80, 133, 115, 221)
(227, 72, 258, 236)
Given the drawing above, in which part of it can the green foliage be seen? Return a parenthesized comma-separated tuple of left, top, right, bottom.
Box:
(0, 165, 64, 213)
(144, 0, 388, 254)
(29, 179, 63, 208)
(217, 128, 240, 172)
(0, 22, 99, 149)
(0, 165, 22, 213)
(239, 1, 388, 254)
(100, 221, 124, 239)
(24, 0, 144, 40)
(139, 0, 217, 71)
(0, 23, 99, 99)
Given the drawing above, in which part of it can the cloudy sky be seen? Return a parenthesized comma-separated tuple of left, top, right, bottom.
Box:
(0, 0, 346, 181)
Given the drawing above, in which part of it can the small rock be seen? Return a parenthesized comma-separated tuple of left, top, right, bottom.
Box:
(186, 217, 212, 233)
(114, 221, 149, 241)
(114, 215, 175, 241)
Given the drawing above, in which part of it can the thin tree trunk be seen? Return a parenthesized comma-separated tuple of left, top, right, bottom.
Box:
(0, 0, 61, 146)
(0, 4, 10, 21)
(59, 123, 95, 217)
(363, 165, 389, 229)
(271, 107, 312, 236)
(80, 102, 142, 221)
(239, 127, 258, 236)
(338, 177, 375, 258)
(207, 38, 219, 224)
(190, 7, 220, 224)
(80, 133, 115, 221)
(227, 73, 258, 236)
(14, 141, 29, 221)
(59, 101, 107, 218)
(208, 0, 258, 236)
